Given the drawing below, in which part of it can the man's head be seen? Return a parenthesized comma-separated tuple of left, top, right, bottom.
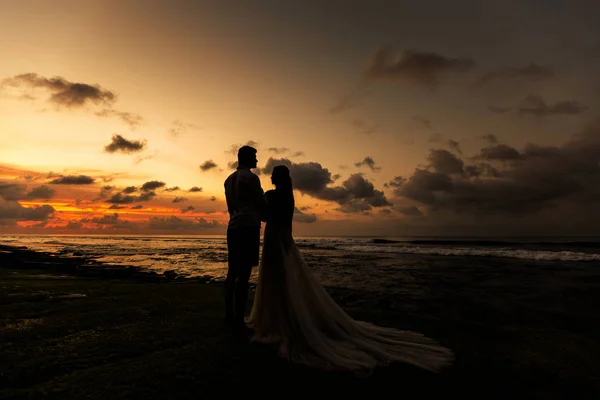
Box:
(237, 145, 258, 169)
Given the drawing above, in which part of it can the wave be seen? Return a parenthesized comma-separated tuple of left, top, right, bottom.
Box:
(337, 245, 600, 262)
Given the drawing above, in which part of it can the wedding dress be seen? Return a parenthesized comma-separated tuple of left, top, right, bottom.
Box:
(246, 189, 454, 373)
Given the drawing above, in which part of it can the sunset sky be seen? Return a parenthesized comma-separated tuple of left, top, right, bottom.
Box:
(1, 0, 600, 236)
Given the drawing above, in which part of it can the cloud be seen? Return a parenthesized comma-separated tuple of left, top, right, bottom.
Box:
(131, 205, 143, 209)
(259, 157, 390, 213)
(392, 117, 600, 216)
(24, 185, 56, 200)
(104, 134, 147, 154)
(481, 134, 499, 145)
(397, 206, 423, 217)
(141, 181, 165, 192)
(164, 186, 180, 192)
(228, 161, 238, 170)
(2, 73, 116, 108)
(81, 213, 130, 226)
(268, 147, 290, 154)
(49, 175, 95, 185)
(364, 47, 475, 88)
(0, 200, 55, 222)
(108, 204, 126, 209)
(328, 84, 374, 114)
(188, 186, 203, 192)
(210, 196, 217, 201)
(448, 140, 462, 155)
(293, 207, 317, 223)
(354, 156, 382, 172)
(181, 205, 195, 213)
(172, 196, 187, 203)
(96, 109, 143, 130)
(0, 182, 27, 200)
(225, 140, 258, 155)
(122, 186, 137, 194)
(168, 120, 201, 137)
(518, 95, 588, 117)
(199, 160, 219, 171)
(474, 63, 554, 87)
(147, 216, 223, 230)
(99, 185, 115, 198)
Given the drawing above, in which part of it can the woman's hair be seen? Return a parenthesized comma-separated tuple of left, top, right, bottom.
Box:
(272, 165, 292, 189)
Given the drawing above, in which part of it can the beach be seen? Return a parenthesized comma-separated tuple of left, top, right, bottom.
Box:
(1, 242, 600, 399)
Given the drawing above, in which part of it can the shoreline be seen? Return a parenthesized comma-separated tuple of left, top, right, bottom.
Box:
(2, 244, 600, 398)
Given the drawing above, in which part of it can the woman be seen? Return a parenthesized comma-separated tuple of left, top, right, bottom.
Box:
(246, 165, 454, 374)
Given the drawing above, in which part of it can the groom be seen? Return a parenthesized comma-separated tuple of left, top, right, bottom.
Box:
(223, 145, 267, 334)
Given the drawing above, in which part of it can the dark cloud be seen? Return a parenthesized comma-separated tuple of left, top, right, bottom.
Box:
(172, 196, 187, 203)
(2, 73, 116, 108)
(474, 144, 522, 161)
(268, 147, 290, 154)
(228, 161, 239, 170)
(474, 63, 554, 87)
(365, 47, 475, 88)
(99, 185, 115, 198)
(131, 205, 143, 209)
(108, 204, 126, 209)
(291, 151, 304, 158)
(147, 216, 223, 230)
(354, 156, 381, 172)
(448, 140, 462, 154)
(141, 181, 165, 192)
(397, 206, 424, 217)
(122, 186, 137, 194)
(81, 213, 129, 226)
(24, 185, 56, 200)
(188, 186, 203, 193)
(394, 117, 600, 215)
(384, 176, 406, 192)
(107, 193, 137, 204)
(164, 186, 180, 192)
(49, 175, 95, 185)
(210, 196, 217, 201)
(104, 134, 147, 154)
(96, 109, 143, 130)
(428, 149, 465, 175)
(259, 158, 390, 212)
(137, 191, 156, 202)
(518, 95, 588, 117)
(0, 182, 27, 201)
(481, 134, 499, 145)
(199, 160, 219, 171)
(181, 206, 195, 213)
(0, 200, 55, 222)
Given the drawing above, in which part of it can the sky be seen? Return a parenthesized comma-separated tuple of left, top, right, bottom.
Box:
(1, 0, 600, 237)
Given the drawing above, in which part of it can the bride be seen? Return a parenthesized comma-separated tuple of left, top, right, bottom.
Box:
(246, 165, 454, 374)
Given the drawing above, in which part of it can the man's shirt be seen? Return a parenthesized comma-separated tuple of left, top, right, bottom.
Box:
(224, 167, 265, 229)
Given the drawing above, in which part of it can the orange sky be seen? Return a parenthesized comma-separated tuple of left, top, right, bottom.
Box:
(1, 1, 600, 236)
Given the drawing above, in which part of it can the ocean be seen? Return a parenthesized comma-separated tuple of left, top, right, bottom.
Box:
(2, 234, 600, 294)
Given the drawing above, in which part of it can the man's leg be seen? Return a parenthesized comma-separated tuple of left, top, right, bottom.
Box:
(233, 262, 253, 329)
(224, 228, 238, 326)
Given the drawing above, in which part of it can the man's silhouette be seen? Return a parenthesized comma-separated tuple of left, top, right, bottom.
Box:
(224, 145, 267, 334)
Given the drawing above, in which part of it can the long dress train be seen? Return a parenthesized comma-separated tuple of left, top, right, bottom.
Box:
(246, 191, 454, 373)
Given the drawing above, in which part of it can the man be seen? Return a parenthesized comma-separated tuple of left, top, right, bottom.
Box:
(224, 145, 267, 334)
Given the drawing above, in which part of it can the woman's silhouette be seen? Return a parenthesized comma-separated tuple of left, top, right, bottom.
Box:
(246, 165, 454, 374)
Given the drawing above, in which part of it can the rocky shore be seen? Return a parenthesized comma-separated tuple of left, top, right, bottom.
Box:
(1, 244, 599, 399)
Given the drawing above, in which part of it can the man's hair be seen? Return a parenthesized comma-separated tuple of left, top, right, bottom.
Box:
(237, 145, 257, 163)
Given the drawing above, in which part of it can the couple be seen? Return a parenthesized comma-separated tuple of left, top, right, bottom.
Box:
(224, 145, 454, 374)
